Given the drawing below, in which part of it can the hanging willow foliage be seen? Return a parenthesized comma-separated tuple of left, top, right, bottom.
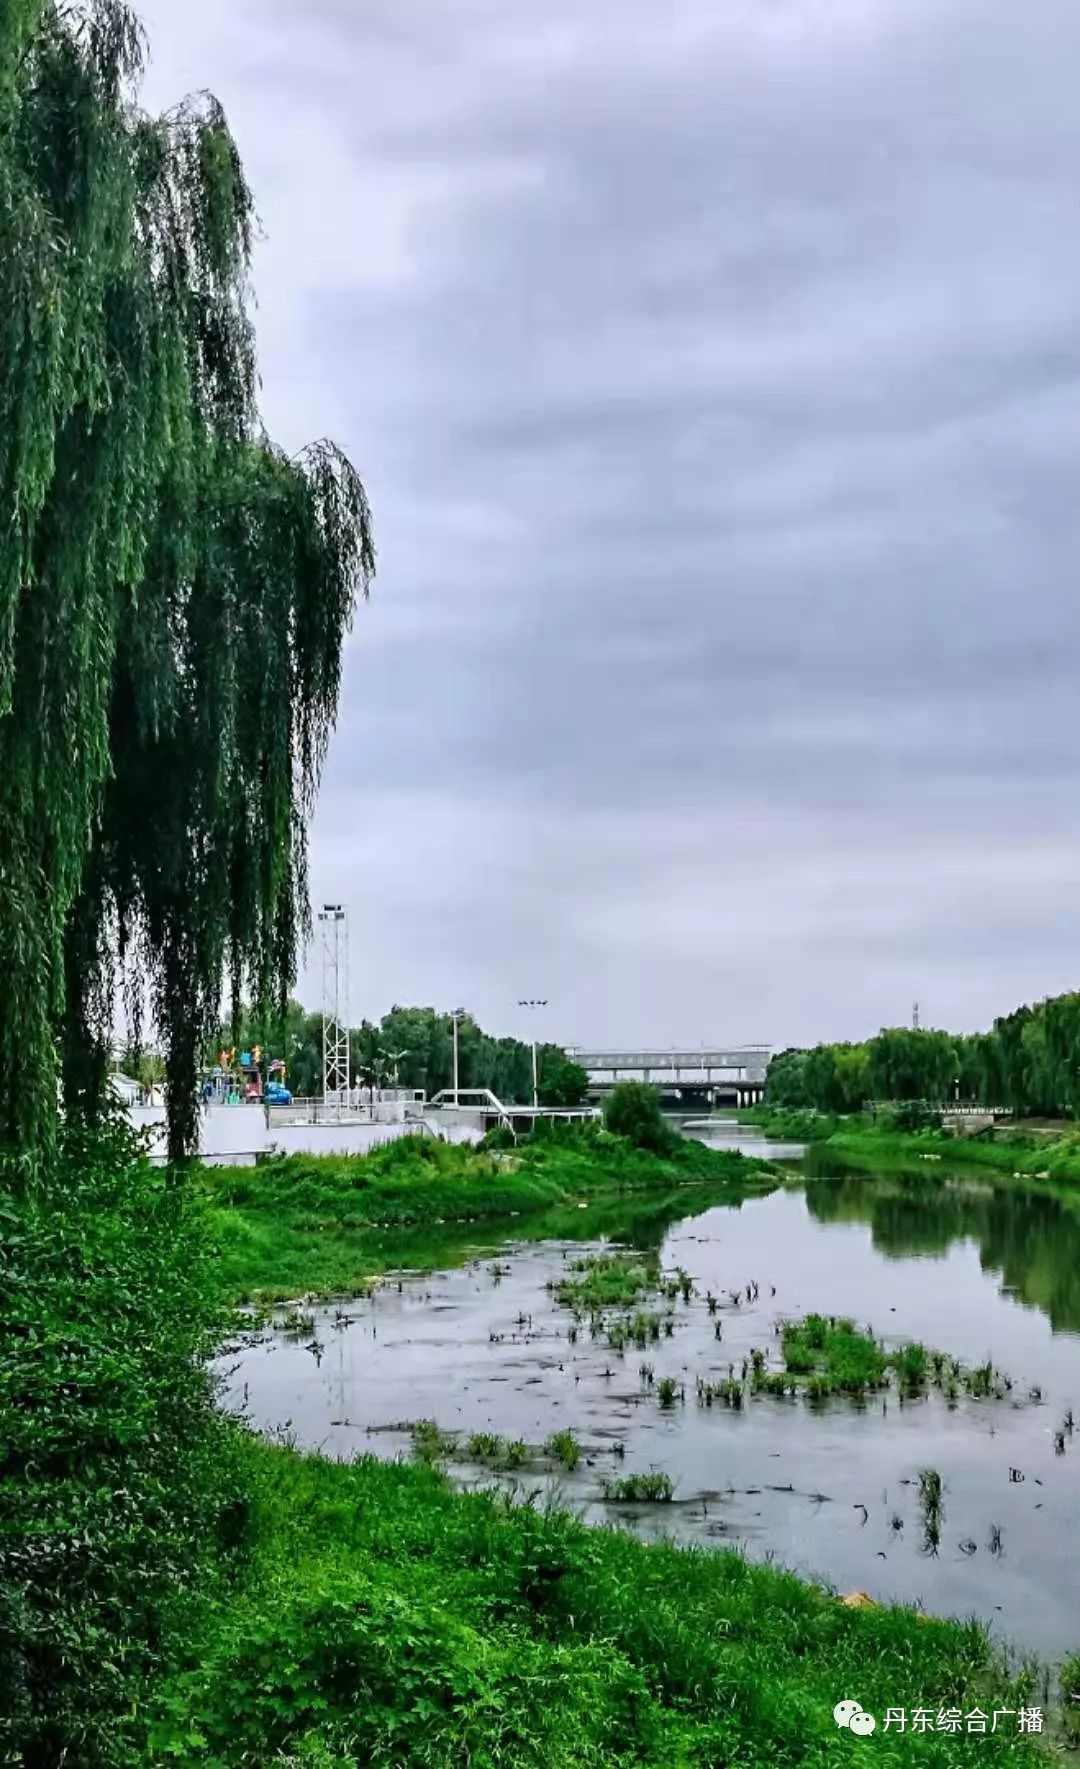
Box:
(0, 1, 374, 1164)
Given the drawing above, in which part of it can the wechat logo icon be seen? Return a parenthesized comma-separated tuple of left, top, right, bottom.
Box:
(834, 1701, 877, 1736)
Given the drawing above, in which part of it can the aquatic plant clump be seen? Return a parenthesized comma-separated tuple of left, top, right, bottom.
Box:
(767, 1316, 1022, 1406)
(545, 1429, 582, 1472)
(601, 1471, 675, 1502)
(781, 1314, 888, 1396)
(551, 1251, 660, 1312)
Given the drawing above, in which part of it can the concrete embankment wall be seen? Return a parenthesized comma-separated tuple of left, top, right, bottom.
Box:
(129, 1104, 484, 1164)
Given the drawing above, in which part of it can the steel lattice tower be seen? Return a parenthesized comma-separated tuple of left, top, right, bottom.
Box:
(318, 904, 350, 1104)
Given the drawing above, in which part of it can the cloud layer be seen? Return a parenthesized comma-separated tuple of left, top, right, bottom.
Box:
(138, 0, 1080, 1049)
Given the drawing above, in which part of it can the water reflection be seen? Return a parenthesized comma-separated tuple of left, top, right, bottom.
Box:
(803, 1166, 1080, 1334)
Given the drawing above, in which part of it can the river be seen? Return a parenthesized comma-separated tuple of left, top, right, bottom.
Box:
(223, 1123, 1080, 1663)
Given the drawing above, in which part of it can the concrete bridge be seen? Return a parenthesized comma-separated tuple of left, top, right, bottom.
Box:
(569, 1046, 771, 1109)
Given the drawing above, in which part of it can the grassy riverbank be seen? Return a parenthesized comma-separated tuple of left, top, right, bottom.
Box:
(743, 1106, 1080, 1188)
(202, 1127, 780, 1301)
(147, 1435, 1050, 1768)
(7, 1124, 1066, 1766)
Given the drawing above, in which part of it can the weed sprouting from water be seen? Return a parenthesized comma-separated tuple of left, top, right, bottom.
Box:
(466, 1432, 502, 1462)
(657, 1376, 682, 1410)
(411, 1419, 456, 1464)
(918, 1467, 944, 1555)
(545, 1429, 582, 1472)
(553, 1252, 657, 1312)
(602, 1471, 674, 1502)
(781, 1316, 886, 1396)
(758, 1370, 796, 1398)
(891, 1341, 928, 1391)
(696, 1376, 744, 1409)
(918, 1467, 943, 1506)
(639, 1362, 655, 1387)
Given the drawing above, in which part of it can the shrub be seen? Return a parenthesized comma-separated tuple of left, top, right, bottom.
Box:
(0, 1120, 244, 1766)
(602, 1083, 676, 1155)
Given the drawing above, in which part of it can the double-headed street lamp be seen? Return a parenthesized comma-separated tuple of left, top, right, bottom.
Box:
(518, 999, 548, 1109)
(378, 1047, 409, 1090)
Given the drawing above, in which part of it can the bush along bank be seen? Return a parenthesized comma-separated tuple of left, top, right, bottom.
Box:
(1, 1121, 249, 1768)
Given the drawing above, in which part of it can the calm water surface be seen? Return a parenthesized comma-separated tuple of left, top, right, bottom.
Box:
(225, 1129, 1080, 1661)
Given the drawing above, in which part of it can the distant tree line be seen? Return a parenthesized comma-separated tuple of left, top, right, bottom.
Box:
(765, 991, 1080, 1119)
(214, 1002, 588, 1106)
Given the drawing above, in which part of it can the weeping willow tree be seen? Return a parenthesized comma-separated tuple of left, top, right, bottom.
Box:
(0, 0, 374, 1164)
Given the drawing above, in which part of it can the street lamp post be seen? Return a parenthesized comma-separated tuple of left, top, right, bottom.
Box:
(518, 999, 548, 1110)
(449, 1009, 465, 1103)
(378, 1048, 409, 1090)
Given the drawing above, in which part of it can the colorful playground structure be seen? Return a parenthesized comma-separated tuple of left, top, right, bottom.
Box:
(202, 1046, 292, 1106)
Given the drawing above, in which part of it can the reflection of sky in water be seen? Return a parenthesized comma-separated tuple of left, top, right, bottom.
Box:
(226, 1172, 1080, 1662)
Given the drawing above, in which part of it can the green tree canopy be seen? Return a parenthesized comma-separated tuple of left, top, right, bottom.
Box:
(0, 0, 373, 1162)
(538, 1058, 590, 1108)
(213, 1000, 569, 1106)
(764, 992, 1080, 1121)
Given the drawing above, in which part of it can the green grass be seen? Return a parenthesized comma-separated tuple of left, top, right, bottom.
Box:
(202, 1129, 779, 1302)
(765, 1106, 1080, 1193)
(601, 1471, 675, 1502)
(768, 1317, 1016, 1406)
(742, 1104, 1080, 1198)
(782, 1313, 888, 1395)
(553, 1251, 660, 1311)
(545, 1428, 582, 1472)
(147, 1438, 1051, 1766)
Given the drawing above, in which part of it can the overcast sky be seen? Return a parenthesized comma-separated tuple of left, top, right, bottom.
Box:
(138, 0, 1080, 1054)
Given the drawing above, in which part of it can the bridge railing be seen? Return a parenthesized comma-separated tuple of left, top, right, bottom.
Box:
(864, 1100, 1013, 1119)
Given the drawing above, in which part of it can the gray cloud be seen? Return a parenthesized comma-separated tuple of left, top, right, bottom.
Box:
(138, 0, 1080, 1050)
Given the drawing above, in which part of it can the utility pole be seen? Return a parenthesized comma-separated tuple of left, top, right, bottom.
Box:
(318, 904, 350, 1107)
(518, 999, 548, 1109)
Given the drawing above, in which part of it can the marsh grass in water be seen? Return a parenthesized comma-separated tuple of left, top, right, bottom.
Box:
(601, 1471, 675, 1503)
(553, 1251, 660, 1312)
(696, 1376, 745, 1410)
(781, 1314, 888, 1395)
(545, 1429, 582, 1472)
(770, 1315, 1021, 1406)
